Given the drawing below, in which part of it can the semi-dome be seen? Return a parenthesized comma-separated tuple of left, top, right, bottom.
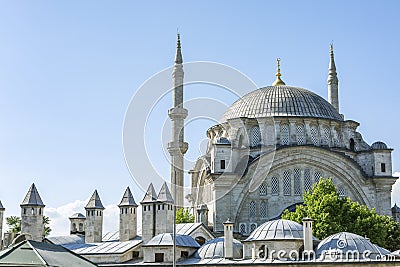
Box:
(371, 141, 388, 150)
(245, 219, 312, 241)
(316, 232, 390, 260)
(221, 86, 343, 122)
(194, 237, 243, 259)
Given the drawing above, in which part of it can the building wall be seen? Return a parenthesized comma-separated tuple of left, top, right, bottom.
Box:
(143, 246, 197, 263)
(20, 206, 44, 242)
(85, 209, 103, 243)
(119, 206, 137, 241)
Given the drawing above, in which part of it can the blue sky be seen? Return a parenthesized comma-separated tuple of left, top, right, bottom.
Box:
(0, 1, 399, 235)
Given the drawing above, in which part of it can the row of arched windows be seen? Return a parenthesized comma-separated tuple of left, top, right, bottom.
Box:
(121, 207, 136, 214)
(246, 124, 342, 148)
(258, 168, 324, 196)
(248, 200, 268, 219)
(86, 210, 102, 217)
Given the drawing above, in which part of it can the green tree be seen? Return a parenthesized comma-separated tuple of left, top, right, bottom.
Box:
(6, 216, 21, 234)
(5, 215, 52, 237)
(43, 216, 51, 237)
(282, 178, 400, 251)
(176, 208, 194, 224)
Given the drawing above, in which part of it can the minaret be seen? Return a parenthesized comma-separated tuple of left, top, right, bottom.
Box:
(168, 34, 188, 208)
(118, 187, 138, 241)
(328, 44, 339, 112)
(84, 190, 104, 243)
(20, 183, 45, 242)
(141, 183, 158, 244)
(155, 182, 174, 235)
(0, 200, 4, 249)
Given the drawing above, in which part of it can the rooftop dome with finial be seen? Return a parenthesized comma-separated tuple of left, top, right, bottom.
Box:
(220, 58, 343, 122)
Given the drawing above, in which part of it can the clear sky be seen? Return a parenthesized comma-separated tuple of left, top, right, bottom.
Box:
(0, 1, 399, 235)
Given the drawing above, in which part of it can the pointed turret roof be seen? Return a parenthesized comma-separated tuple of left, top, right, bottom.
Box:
(0, 200, 4, 210)
(85, 190, 104, 210)
(20, 183, 45, 207)
(175, 33, 183, 64)
(392, 203, 400, 213)
(157, 182, 174, 203)
(140, 183, 158, 203)
(118, 187, 138, 207)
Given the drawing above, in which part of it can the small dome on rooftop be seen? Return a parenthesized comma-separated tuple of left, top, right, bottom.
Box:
(245, 219, 315, 241)
(371, 141, 388, 150)
(316, 232, 390, 260)
(194, 237, 243, 259)
(69, 213, 86, 219)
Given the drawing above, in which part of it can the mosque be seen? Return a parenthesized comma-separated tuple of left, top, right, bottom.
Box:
(0, 35, 399, 266)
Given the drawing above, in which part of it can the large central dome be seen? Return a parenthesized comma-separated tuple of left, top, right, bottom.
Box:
(221, 85, 343, 122)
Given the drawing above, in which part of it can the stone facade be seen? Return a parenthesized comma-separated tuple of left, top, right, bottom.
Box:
(190, 47, 398, 233)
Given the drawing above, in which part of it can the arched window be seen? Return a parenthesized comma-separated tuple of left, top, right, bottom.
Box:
(294, 168, 301, 196)
(260, 201, 267, 218)
(250, 223, 257, 233)
(350, 138, 355, 151)
(79, 223, 83, 232)
(322, 126, 330, 145)
(259, 183, 267, 196)
(311, 126, 319, 146)
(249, 201, 256, 218)
(251, 127, 261, 147)
(239, 223, 247, 235)
(283, 171, 291, 196)
(304, 169, 312, 192)
(296, 124, 305, 145)
(338, 186, 346, 197)
(271, 176, 279, 195)
(72, 223, 77, 231)
(280, 125, 289, 145)
(314, 171, 322, 183)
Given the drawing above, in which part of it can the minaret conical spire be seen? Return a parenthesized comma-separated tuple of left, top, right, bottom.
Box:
(328, 44, 339, 112)
(175, 33, 183, 64)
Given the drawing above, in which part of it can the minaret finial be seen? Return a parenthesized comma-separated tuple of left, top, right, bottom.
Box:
(272, 58, 286, 86)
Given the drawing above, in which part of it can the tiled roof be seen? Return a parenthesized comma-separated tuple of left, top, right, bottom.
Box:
(143, 233, 200, 248)
(118, 187, 138, 207)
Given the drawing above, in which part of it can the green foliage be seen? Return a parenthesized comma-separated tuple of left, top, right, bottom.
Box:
(5, 215, 52, 237)
(43, 216, 51, 236)
(6, 216, 21, 233)
(282, 178, 400, 251)
(176, 208, 194, 224)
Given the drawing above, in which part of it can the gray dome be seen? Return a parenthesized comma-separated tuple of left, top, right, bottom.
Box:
(245, 219, 311, 241)
(221, 86, 343, 122)
(316, 232, 390, 260)
(371, 141, 388, 150)
(194, 237, 243, 259)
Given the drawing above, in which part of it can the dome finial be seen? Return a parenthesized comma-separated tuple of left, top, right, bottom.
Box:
(272, 58, 286, 86)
